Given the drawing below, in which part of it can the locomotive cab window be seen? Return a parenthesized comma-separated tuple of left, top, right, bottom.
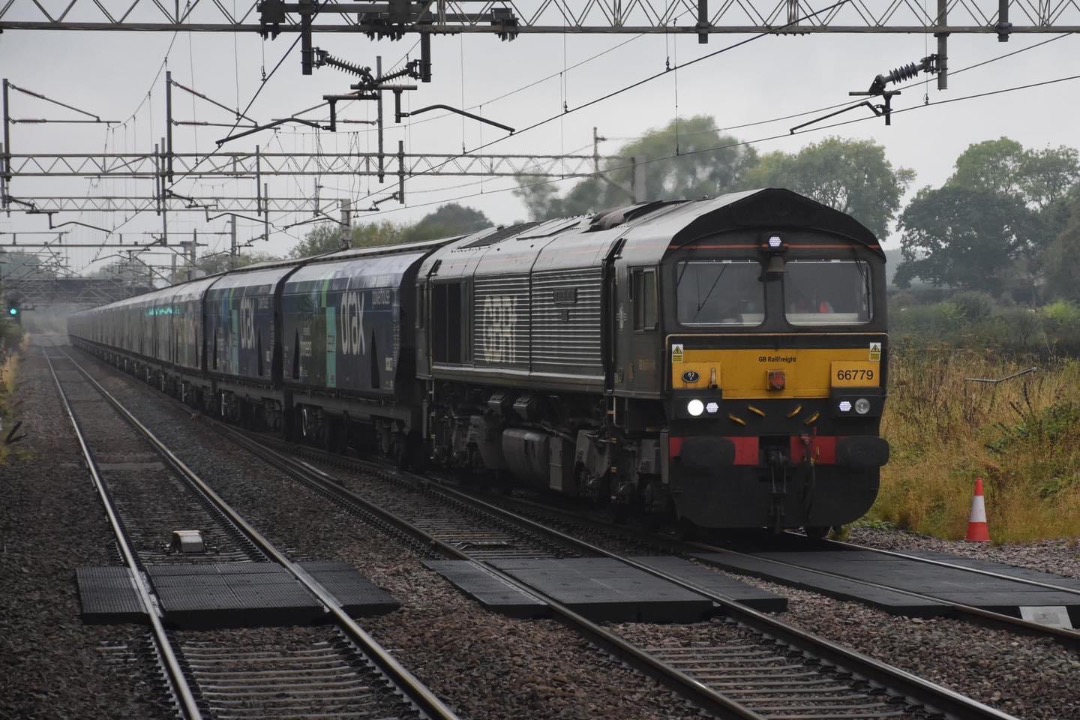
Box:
(675, 259, 764, 326)
(784, 259, 872, 326)
(631, 268, 658, 330)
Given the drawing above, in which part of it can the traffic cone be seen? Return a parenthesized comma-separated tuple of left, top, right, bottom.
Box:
(966, 478, 991, 543)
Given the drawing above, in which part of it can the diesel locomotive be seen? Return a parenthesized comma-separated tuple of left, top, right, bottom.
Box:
(69, 188, 890, 535)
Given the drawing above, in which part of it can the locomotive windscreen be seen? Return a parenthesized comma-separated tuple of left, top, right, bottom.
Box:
(675, 259, 764, 326)
(783, 259, 873, 326)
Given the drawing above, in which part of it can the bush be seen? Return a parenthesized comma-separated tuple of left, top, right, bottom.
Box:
(0, 320, 23, 354)
(889, 302, 966, 340)
(1040, 301, 1080, 356)
(950, 291, 995, 322)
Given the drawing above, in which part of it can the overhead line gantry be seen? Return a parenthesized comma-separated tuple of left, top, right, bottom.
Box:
(0, 1, 1076, 37)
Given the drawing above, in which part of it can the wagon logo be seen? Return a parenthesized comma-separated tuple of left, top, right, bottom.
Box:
(339, 290, 366, 356)
(481, 295, 517, 363)
(682, 370, 700, 384)
(240, 297, 256, 350)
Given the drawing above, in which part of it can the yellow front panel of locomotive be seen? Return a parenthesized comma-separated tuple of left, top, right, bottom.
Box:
(671, 347, 881, 399)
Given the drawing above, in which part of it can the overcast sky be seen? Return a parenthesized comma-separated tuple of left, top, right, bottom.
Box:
(1, 10, 1079, 275)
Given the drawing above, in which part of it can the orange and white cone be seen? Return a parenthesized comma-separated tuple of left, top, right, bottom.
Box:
(966, 478, 991, 543)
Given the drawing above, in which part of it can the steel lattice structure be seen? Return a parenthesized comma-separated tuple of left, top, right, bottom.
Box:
(3, 151, 614, 179)
(1, 1, 1078, 34)
(3, 0, 1077, 284)
(1, 150, 623, 215)
(4, 195, 425, 213)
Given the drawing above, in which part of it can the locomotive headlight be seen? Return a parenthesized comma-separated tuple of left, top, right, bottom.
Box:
(854, 398, 871, 415)
(687, 399, 705, 417)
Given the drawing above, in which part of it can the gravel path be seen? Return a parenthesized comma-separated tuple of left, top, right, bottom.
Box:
(3, 338, 1079, 720)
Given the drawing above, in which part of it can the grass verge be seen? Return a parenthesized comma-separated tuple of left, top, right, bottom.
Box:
(873, 342, 1080, 543)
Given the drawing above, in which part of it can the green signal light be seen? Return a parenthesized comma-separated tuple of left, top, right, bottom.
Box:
(7, 307, 16, 316)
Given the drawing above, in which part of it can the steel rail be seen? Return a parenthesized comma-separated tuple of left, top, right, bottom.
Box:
(217, 426, 770, 720)
(686, 540, 1080, 651)
(487, 489, 1080, 651)
(823, 535, 1080, 595)
(420, 484, 1024, 720)
(43, 348, 203, 720)
(56, 347, 461, 720)
(220, 427, 1022, 720)
(61, 341, 1026, 718)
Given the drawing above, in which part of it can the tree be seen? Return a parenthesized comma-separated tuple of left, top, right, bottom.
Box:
(288, 221, 403, 258)
(194, 250, 280, 276)
(401, 203, 491, 242)
(945, 138, 1080, 289)
(1019, 146, 1080, 210)
(288, 203, 492, 258)
(349, 221, 409, 249)
(1042, 193, 1080, 303)
(289, 224, 353, 259)
(947, 137, 1080, 211)
(744, 137, 914, 240)
(946, 137, 1027, 199)
(894, 186, 1042, 296)
(515, 116, 758, 220)
(514, 177, 603, 221)
(0, 251, 54, 282)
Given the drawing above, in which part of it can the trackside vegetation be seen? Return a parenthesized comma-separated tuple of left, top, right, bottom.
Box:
(875, 300, 1080, 543)
(0, 322, 25, 465)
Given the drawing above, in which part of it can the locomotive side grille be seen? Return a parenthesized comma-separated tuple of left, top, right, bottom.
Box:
(474, 275, 531, 367)
(531, 269, 603, 374)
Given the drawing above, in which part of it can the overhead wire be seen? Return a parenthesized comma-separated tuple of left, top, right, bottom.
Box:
(106, 22, 308, 248)
(207, 16, 674, 236)
(583, 33, 1073, 146)
(348, 0, 853, 207)
(348, 69, 1080, 222)
(276, 29, 648, 137)
(78, 16, 184, 271)
(350, 28, 1075, 214)
(17, 7, 1076, 269)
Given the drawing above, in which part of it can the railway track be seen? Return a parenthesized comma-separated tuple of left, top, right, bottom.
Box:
(689, 536, 1080, 648)
(59, 341, 1043, 718)
(218, 425, 1018, 720)
(476, 488, 1080, 649)
(46, 345, 458, 720)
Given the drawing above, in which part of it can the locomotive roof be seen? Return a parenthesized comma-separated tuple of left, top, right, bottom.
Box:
(621, 188, 881, 256)
(420, 188, 881, 280)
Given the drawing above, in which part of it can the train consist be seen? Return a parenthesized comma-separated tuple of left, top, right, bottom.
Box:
(69, 188, 890, 535)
